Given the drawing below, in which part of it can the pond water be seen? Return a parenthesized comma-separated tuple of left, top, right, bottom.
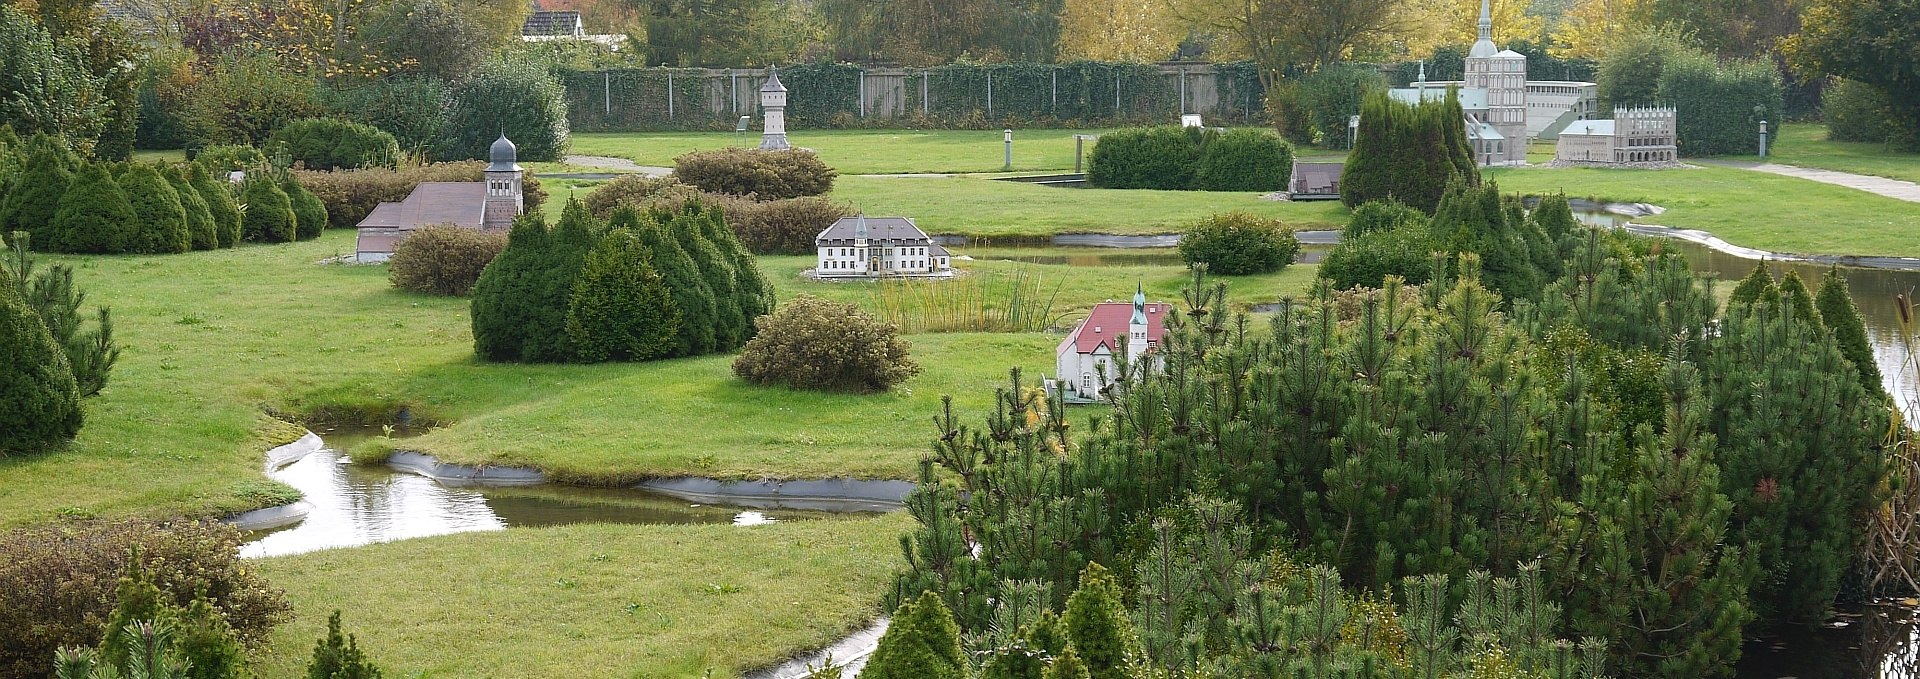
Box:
(240, 432, 839, 559)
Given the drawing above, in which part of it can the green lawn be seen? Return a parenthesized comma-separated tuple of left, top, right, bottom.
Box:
(570, 129, 1124, 175)
(829, 175, 1349, 237)
(253, 516, 907, 679)
(1723, 123, 1920, 183)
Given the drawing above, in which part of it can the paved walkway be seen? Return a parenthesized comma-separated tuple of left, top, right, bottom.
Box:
(563, 155, 671, 177)
(1702, 160, 1920, 204)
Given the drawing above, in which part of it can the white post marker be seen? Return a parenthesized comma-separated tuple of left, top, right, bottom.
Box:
(1003, 128, 1013, 171)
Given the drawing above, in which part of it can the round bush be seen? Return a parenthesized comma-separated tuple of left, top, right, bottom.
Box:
(0, 279, 81, 455)
(53, 164, 138, 254)
(193, 144, 265, 174)
(318, 75, 449, 152)
(117, 163, 190, 254)
(1320, 225, 1436, 290)
(0, 144, 71, 250)
(732, 295, 919, 393)
(187, 162, 241, 248)
(582, 175, 702, 219)
(283, 177, 328, 240)
(239, 175, 295, 243)
(1177, 212, 1300, 275)
(388, 225, 508, 296)
(1194, 128, 1293, 192)
(266, 117, 402, 171)
(162, 166, 219, 250)
(1087, 127, 1203, 190)
(672, 148, 837, 199)
(1344, 200, 1429, 239)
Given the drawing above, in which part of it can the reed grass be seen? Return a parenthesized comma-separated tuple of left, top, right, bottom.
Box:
(866, 267, 1062, 333)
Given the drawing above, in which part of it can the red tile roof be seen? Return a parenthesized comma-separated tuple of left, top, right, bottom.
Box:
(1064, 302, 1168, 355)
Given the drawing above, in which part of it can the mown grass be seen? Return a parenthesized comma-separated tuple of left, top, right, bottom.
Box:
(570, 128, 1124, 175)
(252, 515, 908, 679)
(828, 175, 1350, 236)
(1723, 123, 1920, 183)
(1490, 163, 1920, 258)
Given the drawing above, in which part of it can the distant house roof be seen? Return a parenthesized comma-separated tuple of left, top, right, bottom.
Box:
(1060, 302, 1169, 356)
(357, 182, 487, 230)
(522, 10, 584, 36)
(816, 216, 930, 244)
(1290, 162, 1343, 195)
(1389, 86, 1489, 111)
(929, 243, 950, 257)
(1565, 120, 1617, 136)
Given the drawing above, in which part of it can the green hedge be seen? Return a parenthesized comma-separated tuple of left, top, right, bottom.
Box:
(1090, 126, 1293, 192)
(1656, 51, 1782, 157)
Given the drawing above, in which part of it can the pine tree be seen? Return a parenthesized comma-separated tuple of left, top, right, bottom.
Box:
(117, 163, 190, 254)
(565, 229, 680, 363)
(1775, 269, 1821, 325)
(162, 166, 219, 251)
(0, 143, 72, 250)
(54, 164, 138, 253)
(864, 590, 967, 679)
(1814, 267, 1883, 395)
(1062, 563, 1137, 679)
(239, 174, 295, 243)
(1727, 262, 1775, 306)
(187, 163, 241, 248)
(8, 234, 119, 397)
(620, 207, 717, 357)
(1042, 648, 1091, 679)
(307, 611, 383, 679)
(284, 177, 327, 241)
(470, 214, 552, 362)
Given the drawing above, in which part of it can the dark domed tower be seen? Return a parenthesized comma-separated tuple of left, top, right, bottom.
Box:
(482, 133, 523, 229)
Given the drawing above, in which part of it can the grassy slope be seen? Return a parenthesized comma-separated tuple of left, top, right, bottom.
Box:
(571, 129, 1122, 174)
(1723, 123, 1920, 184)
(0, 229, 1319, 525)
(253, 516, 907, 679)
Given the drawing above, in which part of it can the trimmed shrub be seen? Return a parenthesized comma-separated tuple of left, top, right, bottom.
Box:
(674, 209, 747, 350)
(695, 203, 775, 329)
(439, 56, 570, 163)
(187, 163, 241, 248)
(1193, 127, 1292, 191)
(117, 164, 190, 254)
(1087, 126, 1203, 190)
(732, 294, 919, 393)
(1823, 79, 1894, 144)
(295, 161, 548, 229)
(1815, 267, 1882, 395)
(239, 175, 296, 243)
(619, 207, 717, 356)
(0, 144, 72, 250)
(469, 203, 598, 362)
(1657, 50, 1784, 156)
(582, 175, 702, 219)
(1321, 225, 1436, 290)
(284, 177, 329, 240)
(307, 612, 384, 679)
(862, 590, 966, 679)
(0, 519, 291, 678)
(1429, 180, 1541, 300)
(672, 148, 837, 199)
(1177, 212, 1299, 275)
(193, 144, 266, 174)
(0, 276, 81, 455)
(162, 166, 219, 251)
(1062, 563, 1138, 679)
(724, 196, 855, 255)
(54, 165, 138, 254)
(565, 229, 681, 362)
(319, 75, 450, 153)
(1284, 63, 1388, 149)
(267, 118, 402, 171)
(389, 225, 508, 296)
(1340, 91, 1477, 213)
(1344, 200, 1429, 239)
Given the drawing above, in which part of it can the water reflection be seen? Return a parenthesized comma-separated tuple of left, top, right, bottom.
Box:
(241, 447, 821, 559)
(1738, 603, 1920, 679)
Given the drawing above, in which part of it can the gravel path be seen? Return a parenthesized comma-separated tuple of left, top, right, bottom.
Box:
(1701, 160, 1920, 204)
(563, 155, 671, 177)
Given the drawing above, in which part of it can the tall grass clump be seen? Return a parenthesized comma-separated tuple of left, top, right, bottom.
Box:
(865, 268, 1060, 334)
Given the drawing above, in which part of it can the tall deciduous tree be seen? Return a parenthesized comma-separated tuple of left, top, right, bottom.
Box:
(1183, 0, 1406, 85)
(1784, 0, 1920, 150)
(1398, 0, 1544, 59)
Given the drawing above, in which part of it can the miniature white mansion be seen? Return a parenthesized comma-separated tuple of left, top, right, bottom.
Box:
(1390, 0, 1603, 167)
(1051, 287, 1169, 403)
(814, 215, 952, 278)
(1554, 107, 1679, 165)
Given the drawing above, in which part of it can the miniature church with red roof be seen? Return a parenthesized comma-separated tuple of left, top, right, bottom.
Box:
(1051, 285, 1168, 403)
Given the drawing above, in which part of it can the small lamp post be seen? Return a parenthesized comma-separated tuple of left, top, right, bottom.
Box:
(1759, 119, 1770, 159)
(1003, 128, 1014, 171)
(1348, 115, 1361, 150)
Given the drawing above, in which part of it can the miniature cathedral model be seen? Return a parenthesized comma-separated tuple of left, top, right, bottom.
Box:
(760, 66, 790, 150)
(354, 133, 524, 263)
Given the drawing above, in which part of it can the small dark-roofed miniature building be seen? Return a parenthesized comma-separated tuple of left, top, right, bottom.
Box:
(355, 134, 524, 262)
(1288, 161, 1343, 200)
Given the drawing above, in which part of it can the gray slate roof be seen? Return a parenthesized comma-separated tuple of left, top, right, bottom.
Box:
(816, 216, 930, 244)
(357, 182, 487, 230)
(522, 10, 583, 36)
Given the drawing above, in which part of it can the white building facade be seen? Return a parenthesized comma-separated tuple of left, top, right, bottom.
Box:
(1555, 107, 1679, 165)
(1052, 288, 1168, 403)
(814, 215, 952, 278)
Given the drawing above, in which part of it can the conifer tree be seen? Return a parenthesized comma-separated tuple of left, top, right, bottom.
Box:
(865, 591, 967, 679)
(53, 164, 137, 253)
(1062, 563, 1137, 679)
(307, 611, 383, 679)
(0, 143, 72, 250)
(163, 166, 219, 251)
(621, 207, 717, 357)
(187, 163, 240, 248)
(1042, 648, 1091, 679)
(565, 229, 679, 363)
(1814, 268, 1883, 395)
(695, 202, 775, 330)
(673, 208, 746, 349)
(239, 174, 295, 243)
(470, 214, 552, 362)
(1775, 269, 1821, 325)
(9, 239, 119, 396)
(117, 163, 189, 254)
(284, 177, 328, 241)
(1339, 91, 1473, 213)
(0, 268, 81, 452)
(525, 199, 602, 362)
(1727, 262, 1775, 306)
(1429, 181, 1540, 300)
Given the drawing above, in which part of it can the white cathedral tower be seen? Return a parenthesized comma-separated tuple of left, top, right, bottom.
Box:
(1463, 0, 1528, 165)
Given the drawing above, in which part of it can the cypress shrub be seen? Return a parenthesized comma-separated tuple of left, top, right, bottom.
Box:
(731, 295, 920, 393)
(1342, 200, 1428, 239)
(1176, 212, 1299, 275)
(675, 212, 746, 350)
(117, 163, 190, 254)
(1062, 563, 1136, 679)
(1656, 51, 1783, 156)
(1815, 268, 1883, 395)
(265, 117, 401, 171)
(1193, 128, 1293, 192)
(621, 207, 717, 356)
(1728, 262, 1775, 306)
(54, 165, 138, 254)
(1429, 180, 1541, 300)
(1087, 127, 1202, 190)
(672, 148, 838, 199)
(695, 203, 775, 331)
(284, 177, 328, 241)
(470, 214, 553, 361)
(388, 225, 507, 296)
(187, 163, 241, 248)
(1776, 269, 1821, 325)
(162, 166, 219, 251)
(0, 145, 71, 251)
(1321, 226, 1436, 290)
(1340, 91, 1475, 213)
(239, 175, 296, 243)
(860, 591, 965, 679)
(0, 278, 81, 454)
(565, 229, 681, 363)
